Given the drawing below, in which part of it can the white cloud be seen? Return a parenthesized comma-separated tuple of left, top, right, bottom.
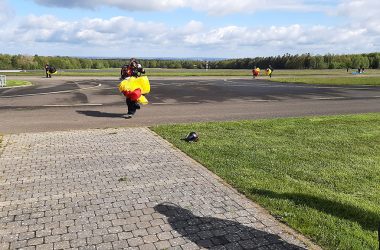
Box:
(189, 0, 325, 15)
(336, 0, 380, 20)
(182, 22, 378, 55)
(0, 0, 14, 23)
(33, 0, 187, 11)
(335, 0, 380, 34)
(182, 20, 204, 33)
(32, 0, 327, 14)
(12, 15, 168, 46)
(1, 11, 380, 57)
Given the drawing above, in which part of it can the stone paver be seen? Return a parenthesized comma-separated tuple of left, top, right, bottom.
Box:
(0, 128, 320, 249)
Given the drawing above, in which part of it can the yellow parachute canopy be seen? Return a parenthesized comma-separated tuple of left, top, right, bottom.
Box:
(118, 76, 150, 104)
(137, 95, 148, 105)
(253, 68, 260, 76)
(118, 76, 150, 94)
(265, 69, 272, 76)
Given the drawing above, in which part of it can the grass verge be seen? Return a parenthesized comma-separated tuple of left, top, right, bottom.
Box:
(5, 68, 380, 78)
(151, 113, 380, 250)
(268, 76, 380, 86)
(4, 68, 251, 77)
(5, 80, 32, 87)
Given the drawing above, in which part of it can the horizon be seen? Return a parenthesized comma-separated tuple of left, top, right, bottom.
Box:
(4, 52, 380, 61)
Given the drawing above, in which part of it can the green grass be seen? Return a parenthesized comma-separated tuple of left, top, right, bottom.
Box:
(5, 68, 379, 77)
(271, 69, 380, 76)
(269, 76, 380, 86)
(4, 68, 251, 77)
(146, 68, 250, 76)
(4, 70, 119, 77)
(5, 80, 32, 87)
(151, 114, 380, 250)
(5, 68, 380, 86)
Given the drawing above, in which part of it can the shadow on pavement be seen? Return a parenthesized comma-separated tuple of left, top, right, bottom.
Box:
(76, 110, 124, 118)
(154, 203, 306, 249)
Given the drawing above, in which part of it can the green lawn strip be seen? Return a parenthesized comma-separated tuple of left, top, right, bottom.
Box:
(5, 80, 32, 87)
(4, 69, 250, 77)
(7, 68, 380, 82)
(151, 114, 380, 250)
(272, 69, 380, 76)
(3, 69, 380, 78)
(4, 71, 119, 77)
(268, 77, 380, 86)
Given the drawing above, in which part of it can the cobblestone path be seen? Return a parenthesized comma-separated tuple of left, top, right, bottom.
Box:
(0, 128, 319, 250)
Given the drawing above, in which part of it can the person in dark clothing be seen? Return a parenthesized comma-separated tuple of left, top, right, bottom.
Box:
(120, 64, 130, 80)
(125, 97, 140, 118)
(45, 64, 56, 78)
(121, 58, 146, 118)
(45, 64, 50, 78)
(120, 58, 145, 80)
(268, 65, 274, 78)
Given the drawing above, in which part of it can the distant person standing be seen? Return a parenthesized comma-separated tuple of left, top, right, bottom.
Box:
(268, 65, 274, 78)
(45, 64, 56, 78)
(44, 64, 50, 78)
(252, 66, 260, 78)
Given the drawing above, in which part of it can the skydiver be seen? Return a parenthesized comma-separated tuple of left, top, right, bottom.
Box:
(121, 58, 146, 118)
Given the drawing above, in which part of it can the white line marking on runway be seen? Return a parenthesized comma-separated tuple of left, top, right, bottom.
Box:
(312, 97, 346, 100)
(151, 102, 200, 105)
(151, 99, 275, 105)
(0, 83, 101, 98)
(245, 99, 274, 102)
(42, 103, 103, 107)
(312, 96, 380, 100)
(223, 79, 377, 90)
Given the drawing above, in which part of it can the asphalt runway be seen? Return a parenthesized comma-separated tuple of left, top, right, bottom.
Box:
(1, 76, 379, 133)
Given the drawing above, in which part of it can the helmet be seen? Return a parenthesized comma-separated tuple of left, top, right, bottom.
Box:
(184, 132, 199, 142)
(129, 58, 137, 67)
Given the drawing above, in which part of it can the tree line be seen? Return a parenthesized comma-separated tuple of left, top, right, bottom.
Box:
(0, 53, 379, 70)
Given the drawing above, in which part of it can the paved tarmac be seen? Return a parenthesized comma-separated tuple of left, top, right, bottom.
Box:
(1, 76, 379, 133)
(0, 128, 320, 249)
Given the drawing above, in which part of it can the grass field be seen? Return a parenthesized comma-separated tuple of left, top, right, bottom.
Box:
(3, 69, 380, 86)
(3, 68, 250, 77)
(269, 76, 380, 86)
(151, 114, 380, 250)
(5, 80, 32, 87)
(4, 68, 380, 77)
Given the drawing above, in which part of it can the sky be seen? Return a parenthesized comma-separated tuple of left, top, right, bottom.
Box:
(1, 0, 379, 58)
